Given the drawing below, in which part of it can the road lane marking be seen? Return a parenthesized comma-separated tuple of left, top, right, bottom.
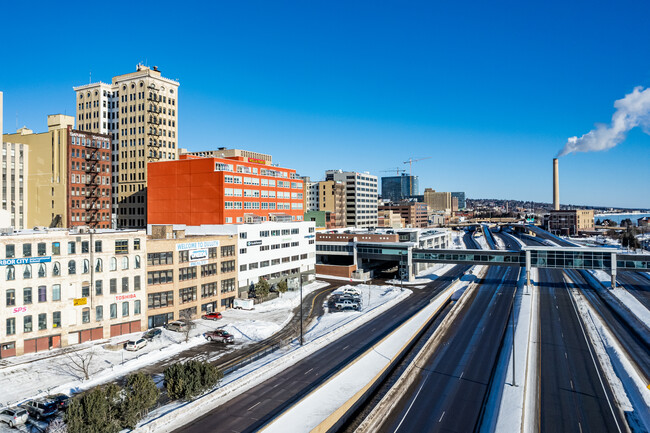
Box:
(393, 373, 430, 433)
(247, 402, 261, 411)
(459, 371, 464, 380)
(438, 411, 446, 422)
(342, 345, 349, 351)
(570, 380, 574, 390)
(304, 368, 313, 375)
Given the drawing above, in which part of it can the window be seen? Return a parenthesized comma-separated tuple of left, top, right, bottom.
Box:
(6, 265, 15, 281)
(95, 280, 103, 296)
(110, 278, 117, 294)
(82, 307, 90, 323)
(221, 278, 236, 293)
(179, 267, 197, 281)
(53, 311, 61, 328)
(52, 284, 61, 301)
(208, 247, 217, 258)
(52, 262, 60, 276)
(82, 283, 90, 298)
(134, 276, 141, 291)
(68, 260, 76, 274)
(121, 277, 129, 292)
(24, 315, 32, 333)
(221, 260, 236, 273)
(52, 242, 60, 255)
(239, 232, 247, 239)
(38, 263, 46, 278)
(147, 270, 174, 285)
(110, 257, 117, 271)
(23, 264, 32, 279)
(110, 303, 117, 319)
(38, 313, 47, 330)
(38, 286, 47, 302)
(82, 241, 89, 254)
(95, 240, 103, 252)
(6, 289, 15, 307)
(96, 305, 103, 321)
(240, 248, 247, 254)
(115, 240, 128, 254)
(148, 252, 173, 265)
(221, 245, 235, 257)
(68, 241, 76, 254)
(148, 291, 174, 309)
(134, 238, 141, 250)
(240, 264, 247, 271)
(201, 282, 217, 298)
(6, 318, 15, 336)
(95, 258, 103, 272)
(134, 300, 141, 315)
(37, 243, 46, 256)
(6, 244, 15, 258)
(201, 263, 217, 277)
(135, 255, 141, 269)
(121, 256, 129, 270)
(23, 243, 33, 257)
(261, 261, 269, 268)
(179, 286, 197, 304)
(23, 287, 32, 304)
(83, 259, 90, 274)
(122, 302, 129, 317)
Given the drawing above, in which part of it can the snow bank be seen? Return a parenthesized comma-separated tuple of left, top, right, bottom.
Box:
(590, 270, 650, 329)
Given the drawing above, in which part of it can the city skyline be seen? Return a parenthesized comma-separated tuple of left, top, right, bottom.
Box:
(1, 1, 650, 208)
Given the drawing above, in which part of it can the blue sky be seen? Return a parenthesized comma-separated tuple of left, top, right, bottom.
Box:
(1, 1, 649, 208)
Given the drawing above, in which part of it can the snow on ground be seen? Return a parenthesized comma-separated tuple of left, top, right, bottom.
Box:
(134, 284, 412, 433)
(590, 270, 650, 325)
(570, 284, 650, 432)
(450, 230, 465, 249)
(0, 281, 329, 410)
(493, 232, 506, 249)
(475, 233, 490, 250)
(386, 263, 456, 286)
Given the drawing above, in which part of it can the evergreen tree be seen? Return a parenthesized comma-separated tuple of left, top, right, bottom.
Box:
(164, 360, 223, 401)
(277, 279, 288, 296)
(65, 384, 122, 433)
(255, 277, 270, 301)
(121, 373, 160, 429)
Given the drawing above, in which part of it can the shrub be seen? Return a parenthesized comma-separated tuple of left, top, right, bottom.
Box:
(121, 372, 160, 428)
(164, 360, 223, 401)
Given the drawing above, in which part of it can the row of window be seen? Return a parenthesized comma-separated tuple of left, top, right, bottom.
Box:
(4, 256, 142, 281)
(147, 261, 236, 285)
(146, 245, 234, 266)
(240, 254, 308, 271)
(148, 278, 237, 310)
(3, 238, 140, 258)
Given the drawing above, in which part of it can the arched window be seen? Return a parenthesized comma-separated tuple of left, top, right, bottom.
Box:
(135, 255, 141, 269)
(82, 307, 90, 324)
(95, 258, 103, 272)
(68, 260, 76, 275)
(38, 263, 46, 278)
(121, 257, 129, 270)
(110, 257, 117, 271)
(23, 264, 32, 279)
(6, 265, 15, 281)
(83, 259, 90, 274)
(53, 262, 61, 277)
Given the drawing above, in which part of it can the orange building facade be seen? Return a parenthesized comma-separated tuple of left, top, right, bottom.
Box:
(148, 155, 304, 225)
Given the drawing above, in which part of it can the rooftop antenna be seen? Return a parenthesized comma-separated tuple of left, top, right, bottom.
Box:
(89, 70, 92, 84)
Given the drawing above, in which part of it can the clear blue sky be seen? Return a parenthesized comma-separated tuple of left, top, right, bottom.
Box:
(2, 1, 649, 208)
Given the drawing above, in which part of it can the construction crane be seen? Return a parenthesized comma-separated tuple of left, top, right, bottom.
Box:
(403, 157, 431, 176)
(380, 167, 407, 175)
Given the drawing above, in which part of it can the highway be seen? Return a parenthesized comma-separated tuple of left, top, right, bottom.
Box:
(617, 271, 650, 311)
(376, 232, 520, 433)
(172, 264, 470, 433)
(517, 234, 626, 433)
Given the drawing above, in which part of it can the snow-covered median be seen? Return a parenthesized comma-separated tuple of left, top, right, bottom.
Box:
(590, 270, 650, 326)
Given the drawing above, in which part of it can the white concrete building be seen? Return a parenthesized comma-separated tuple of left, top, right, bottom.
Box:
(0, 142, 28, 230)
(157, 222, 316, 296)
(0, 228, 146, 358)
(325, 170, 378, 228)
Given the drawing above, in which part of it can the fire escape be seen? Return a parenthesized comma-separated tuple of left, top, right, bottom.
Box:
(147, 83, 162, 161)
(85, 146, 102, 227)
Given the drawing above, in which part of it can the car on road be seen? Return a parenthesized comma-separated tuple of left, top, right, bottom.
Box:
(0, 407, 28, 428)
(142, 328, 162, 341)
(46, 393, 70, 411)
(166, 321, 189, 332)
(20, 399, 58, 420)
(334, 299, 361, 311)
(201, 312, 222, 321)
(125, 338, 148, 351)
(204, 329, 235, 344)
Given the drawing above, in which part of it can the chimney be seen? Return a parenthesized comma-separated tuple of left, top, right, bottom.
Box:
(553, 158, 559, 210)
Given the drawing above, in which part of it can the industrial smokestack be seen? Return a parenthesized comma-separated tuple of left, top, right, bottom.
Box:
(553, 158, 559, 210)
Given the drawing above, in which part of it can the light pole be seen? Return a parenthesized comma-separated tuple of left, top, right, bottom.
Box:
(299, 268, 304, 346)
(511, 288, 517, 387)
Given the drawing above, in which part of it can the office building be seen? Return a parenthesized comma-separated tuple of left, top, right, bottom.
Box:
(379, 201, 429, 228)
(378, 209, 403, 228)
(302, 176, 319, 211)
(0, 142, 28, 229)
(148, 154, 304, 225)
(381, 174, 419, 202)
(451, 192, 466, 210)
(146, 225, 238, 328)
(74, 65, 180, 228)
(182, 148, 272, 164)
(325, 170, 378, 228)
(548, 209, 594, 236)
(424, 188, 452, 212)
(4, 115, 112, 229)
(0, 228, 146, 358)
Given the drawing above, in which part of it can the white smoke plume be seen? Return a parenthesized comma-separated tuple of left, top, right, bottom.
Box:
(558, 86, 650, 157)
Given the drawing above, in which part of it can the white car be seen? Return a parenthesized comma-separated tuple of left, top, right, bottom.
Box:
(125, 338, 148, 351)
(334, 299, 361, 310)
(342, 287, 361, 296)
(0, 407, 28, 428)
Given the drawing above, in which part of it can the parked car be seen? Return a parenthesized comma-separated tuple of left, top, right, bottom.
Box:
(0, 407, 28, 428)
(46, 393, 70, 411)
(204, 329, 235, 344)
(142, 328, 162, 341)
(20, 399, 58, 420)
(342, 287, 361, 296)
(334, 299, 361, 311)
(166, 321, 189, 332)
(201, 312, 222, 321)
(125, 338, 148, 351)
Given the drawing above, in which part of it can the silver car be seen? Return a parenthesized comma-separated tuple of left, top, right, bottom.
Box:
(125, 338, 148, 351)
(0, 407, 28, 428)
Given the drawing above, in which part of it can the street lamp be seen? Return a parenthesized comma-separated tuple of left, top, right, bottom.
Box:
(299, 267, 305, 346)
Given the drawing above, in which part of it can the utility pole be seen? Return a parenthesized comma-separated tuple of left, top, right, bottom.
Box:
(511, 288, 517, 387)
(299, 269, 304, 346)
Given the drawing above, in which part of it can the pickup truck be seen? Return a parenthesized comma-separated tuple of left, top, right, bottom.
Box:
(334, 299, 360, 311)
(204, 329, 235, 344)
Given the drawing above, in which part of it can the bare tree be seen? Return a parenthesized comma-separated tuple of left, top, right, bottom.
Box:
(179, 310, 196, 343)
(64, 349, 96, 380)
